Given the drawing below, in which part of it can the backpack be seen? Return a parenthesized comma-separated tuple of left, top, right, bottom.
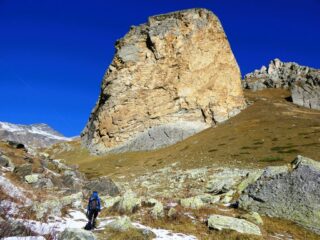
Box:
(89, 198, 99, 211)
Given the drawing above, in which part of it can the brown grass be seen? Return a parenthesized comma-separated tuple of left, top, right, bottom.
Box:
(46, 89, 320, 182)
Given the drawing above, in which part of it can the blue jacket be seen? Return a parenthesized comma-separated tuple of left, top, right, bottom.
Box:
(87, 191, 101, 212)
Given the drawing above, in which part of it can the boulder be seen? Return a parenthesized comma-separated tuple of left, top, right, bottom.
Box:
(84, 177, 119, 196)
(14, 164, 32, 178)
(150, 200, 164, 219)
(208, 214, 261, 236)
(291, 78, 320, 110)
(107, 216, 134, 232)
(206, 168, 248, 194)
(239, 155, 320, 234)
(33, 192, 83, 219)
(25, 174, 39, 184)
(100, 196, 121, 208)
(62, 175, 82, 192)
(58, 228, 96, 240)
(180, 196, 205, 209)
(81, 8, 245, 154)
(113, 191, 141, 213)
(36, 177, 54, 189)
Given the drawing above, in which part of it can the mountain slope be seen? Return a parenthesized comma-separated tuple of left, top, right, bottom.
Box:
(0, 122, 71, 148)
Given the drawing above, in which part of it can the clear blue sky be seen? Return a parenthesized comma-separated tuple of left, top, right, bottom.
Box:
(1, 0, 319, 136)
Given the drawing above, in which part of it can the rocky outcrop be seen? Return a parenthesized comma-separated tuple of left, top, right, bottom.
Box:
(243, 59, 320, 110)
(81, 8, 245, 154)
(0, 122, 71, 149)
(243, 59, 320, 90)
(239, 155, 320, 234)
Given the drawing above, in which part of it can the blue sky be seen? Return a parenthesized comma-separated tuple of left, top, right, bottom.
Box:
(1, 0, 319, 136)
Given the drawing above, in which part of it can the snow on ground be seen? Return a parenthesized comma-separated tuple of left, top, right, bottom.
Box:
(19, 210, 197, 240)
(0, 122, 71, 141)
(0, 200, 19, 216)
(134, 223, 197, 240)
(0, 176, 32, 206)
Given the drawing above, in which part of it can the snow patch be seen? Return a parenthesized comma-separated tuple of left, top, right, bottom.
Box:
(19, 210, 197, 240)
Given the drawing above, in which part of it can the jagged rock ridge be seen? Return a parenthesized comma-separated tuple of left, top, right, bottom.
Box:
(0, 122, 71, 148)
(243, 59, 320, 110)
(82, 8, 246, 154)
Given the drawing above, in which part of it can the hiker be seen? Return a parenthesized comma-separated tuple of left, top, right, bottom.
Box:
(86, 191, 101, 230)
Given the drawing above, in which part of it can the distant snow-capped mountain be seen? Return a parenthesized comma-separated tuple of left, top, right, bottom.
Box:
(0, 121, 72, 148)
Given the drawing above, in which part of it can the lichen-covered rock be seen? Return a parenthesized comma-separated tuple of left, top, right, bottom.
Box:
(180, 196, 205, 209)
(100, 195, 121, 208)
(113, 191, 141, 213)
(58, 228, 96, 240)
(33, 192, 83, 219)
(107, 216, 134, 232)
(81, 8, 245, 154)
(206, 168, 248, 194)
(25, 174, 39, 184)
(208, 214, 261, 236)
(239, 155, 320, 234)
(150, 201, 164, 219)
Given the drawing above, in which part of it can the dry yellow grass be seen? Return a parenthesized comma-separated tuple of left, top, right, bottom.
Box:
(47, 89, 320, 181)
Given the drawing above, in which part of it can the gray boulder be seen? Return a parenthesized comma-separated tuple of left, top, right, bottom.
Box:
(180, 196, 205, 209)
(239, 155, 320, 234)
(32, 192, 83, 219)
(58, 228, 96, 240)
(208, 214, 261, 236)
(291, 78, 320, 110)
(107, 216, 134, 231)
(84, 177, 119, 196)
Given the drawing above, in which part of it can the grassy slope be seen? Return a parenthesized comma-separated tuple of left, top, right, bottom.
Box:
(44, 89, 320, 239)
(47, 89, 320, 180)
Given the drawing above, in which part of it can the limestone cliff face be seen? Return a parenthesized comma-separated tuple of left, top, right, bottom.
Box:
(82, 8, 245, 154)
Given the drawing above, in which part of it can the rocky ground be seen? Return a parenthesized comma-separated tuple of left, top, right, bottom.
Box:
(1, 89, 319, 239)
(1, 137, 320, 239)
